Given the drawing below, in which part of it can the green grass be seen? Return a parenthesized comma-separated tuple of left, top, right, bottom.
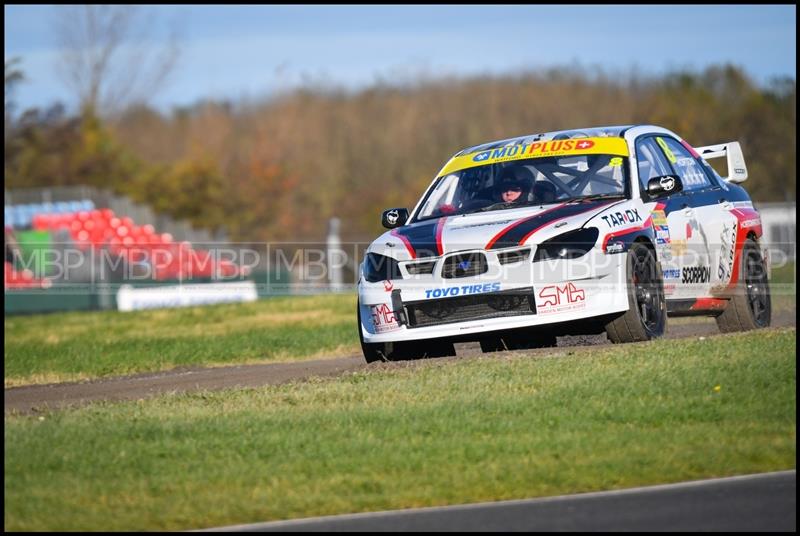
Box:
(4, 294, 360, 387)
(5, 261, 795, 387)
(771, 260, 796, 298)
(5, 328, 795, 531)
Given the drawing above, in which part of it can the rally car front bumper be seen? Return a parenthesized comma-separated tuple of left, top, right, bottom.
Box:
(358, 248, 629, 343)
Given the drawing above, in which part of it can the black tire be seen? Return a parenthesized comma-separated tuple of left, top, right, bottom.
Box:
(605, 242, 667, 343)
(357, 301, 456, 363)
(715, 238, 771, 333)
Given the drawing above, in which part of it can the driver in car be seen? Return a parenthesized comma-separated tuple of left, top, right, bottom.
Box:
(494, 167, 533, 204)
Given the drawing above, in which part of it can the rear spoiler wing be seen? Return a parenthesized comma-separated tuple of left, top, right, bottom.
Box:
(693, 141, 748, 183)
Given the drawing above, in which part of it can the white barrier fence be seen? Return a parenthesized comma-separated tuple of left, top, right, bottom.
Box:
(117, 281, 258, 312)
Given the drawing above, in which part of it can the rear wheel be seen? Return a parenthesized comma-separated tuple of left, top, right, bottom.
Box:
(605, 242, 667, 343)
(715, 238, 771, 332)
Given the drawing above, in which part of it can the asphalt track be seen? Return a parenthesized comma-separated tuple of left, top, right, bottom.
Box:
(4, 311, 795, 415)
(196, 471, 796, 532)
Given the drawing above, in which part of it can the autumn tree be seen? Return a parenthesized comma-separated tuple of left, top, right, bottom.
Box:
(52, 5, 180, 117)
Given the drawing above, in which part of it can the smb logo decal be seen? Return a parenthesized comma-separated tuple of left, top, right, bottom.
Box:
(537, 282, 586, 314)
(371, 304, 399, 333)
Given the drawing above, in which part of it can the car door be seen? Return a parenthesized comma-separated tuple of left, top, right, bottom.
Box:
(658, 136, 742, 294)
(653, 136, 732, 298)
(634, 136, 707, 300)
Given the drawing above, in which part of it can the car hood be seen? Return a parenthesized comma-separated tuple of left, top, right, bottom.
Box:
(369, 199, 625, 260)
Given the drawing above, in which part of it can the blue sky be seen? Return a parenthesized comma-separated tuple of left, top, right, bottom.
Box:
(5, 5, 796, 113)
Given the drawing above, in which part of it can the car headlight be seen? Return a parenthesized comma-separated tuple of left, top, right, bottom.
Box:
(533, 227, 599, 262)
(363, 253, 403, 282)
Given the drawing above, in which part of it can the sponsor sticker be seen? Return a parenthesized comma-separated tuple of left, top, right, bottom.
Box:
(656, 137, 677, 163)
(651, 209, 668, 227)
(458, 219, 516, 230)
(439, 137, 629, 176)
(659, 176, 676, 191)
(601, 209, 642, 228)
(682, 266, 711, 284)
(717, 223, 737, 283)
(536, 282, 586, 314)
(655, 228, 671, 245)
(371, 303, 400, 333)
(424, 282, 501, 299)
(385, 209, 400, 226)
(663, 268, 681, 279)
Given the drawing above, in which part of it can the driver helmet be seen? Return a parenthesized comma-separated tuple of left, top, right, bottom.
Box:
(494, 166, 533, 201)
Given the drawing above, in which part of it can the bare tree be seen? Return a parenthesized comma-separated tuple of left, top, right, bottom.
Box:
(5, 57, 25, 116)
(52, 5, 180, 116)
(5, 56, 26, 140)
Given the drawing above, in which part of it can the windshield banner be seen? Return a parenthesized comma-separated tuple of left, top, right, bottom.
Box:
(438, 137, 629, 176)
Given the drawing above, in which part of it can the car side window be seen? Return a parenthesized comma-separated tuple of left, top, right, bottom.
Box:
(635, 137, 673, 199)
(655, 136, 713, 192)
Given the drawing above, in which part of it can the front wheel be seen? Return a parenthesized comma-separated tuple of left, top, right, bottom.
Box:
(605, 242, 667, 343)
(357, 302, 385, 363)
(715, 238, 771, 332)
(357, 301, 456, 363)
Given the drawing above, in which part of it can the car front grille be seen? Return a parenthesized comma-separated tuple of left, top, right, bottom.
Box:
(406, 287, 536, 328)
(406, 260, 436, 275)
(441, 252, 488, 279)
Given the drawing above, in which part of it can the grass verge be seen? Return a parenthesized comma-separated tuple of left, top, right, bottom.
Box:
(4, 294, 360, 387)
(4, 327, 795, 531)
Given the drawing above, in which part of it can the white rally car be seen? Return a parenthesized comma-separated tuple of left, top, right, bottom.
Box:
(357, 125, 771, 362)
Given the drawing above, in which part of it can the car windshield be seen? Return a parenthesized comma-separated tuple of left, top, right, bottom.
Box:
(413, 153, 629, 222)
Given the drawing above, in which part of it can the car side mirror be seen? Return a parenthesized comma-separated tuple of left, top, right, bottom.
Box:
(647, 175, 683, 198)
(381, 208, 409, 229)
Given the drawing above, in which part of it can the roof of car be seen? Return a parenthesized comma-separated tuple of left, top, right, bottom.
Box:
(456, 125, 636, 157)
